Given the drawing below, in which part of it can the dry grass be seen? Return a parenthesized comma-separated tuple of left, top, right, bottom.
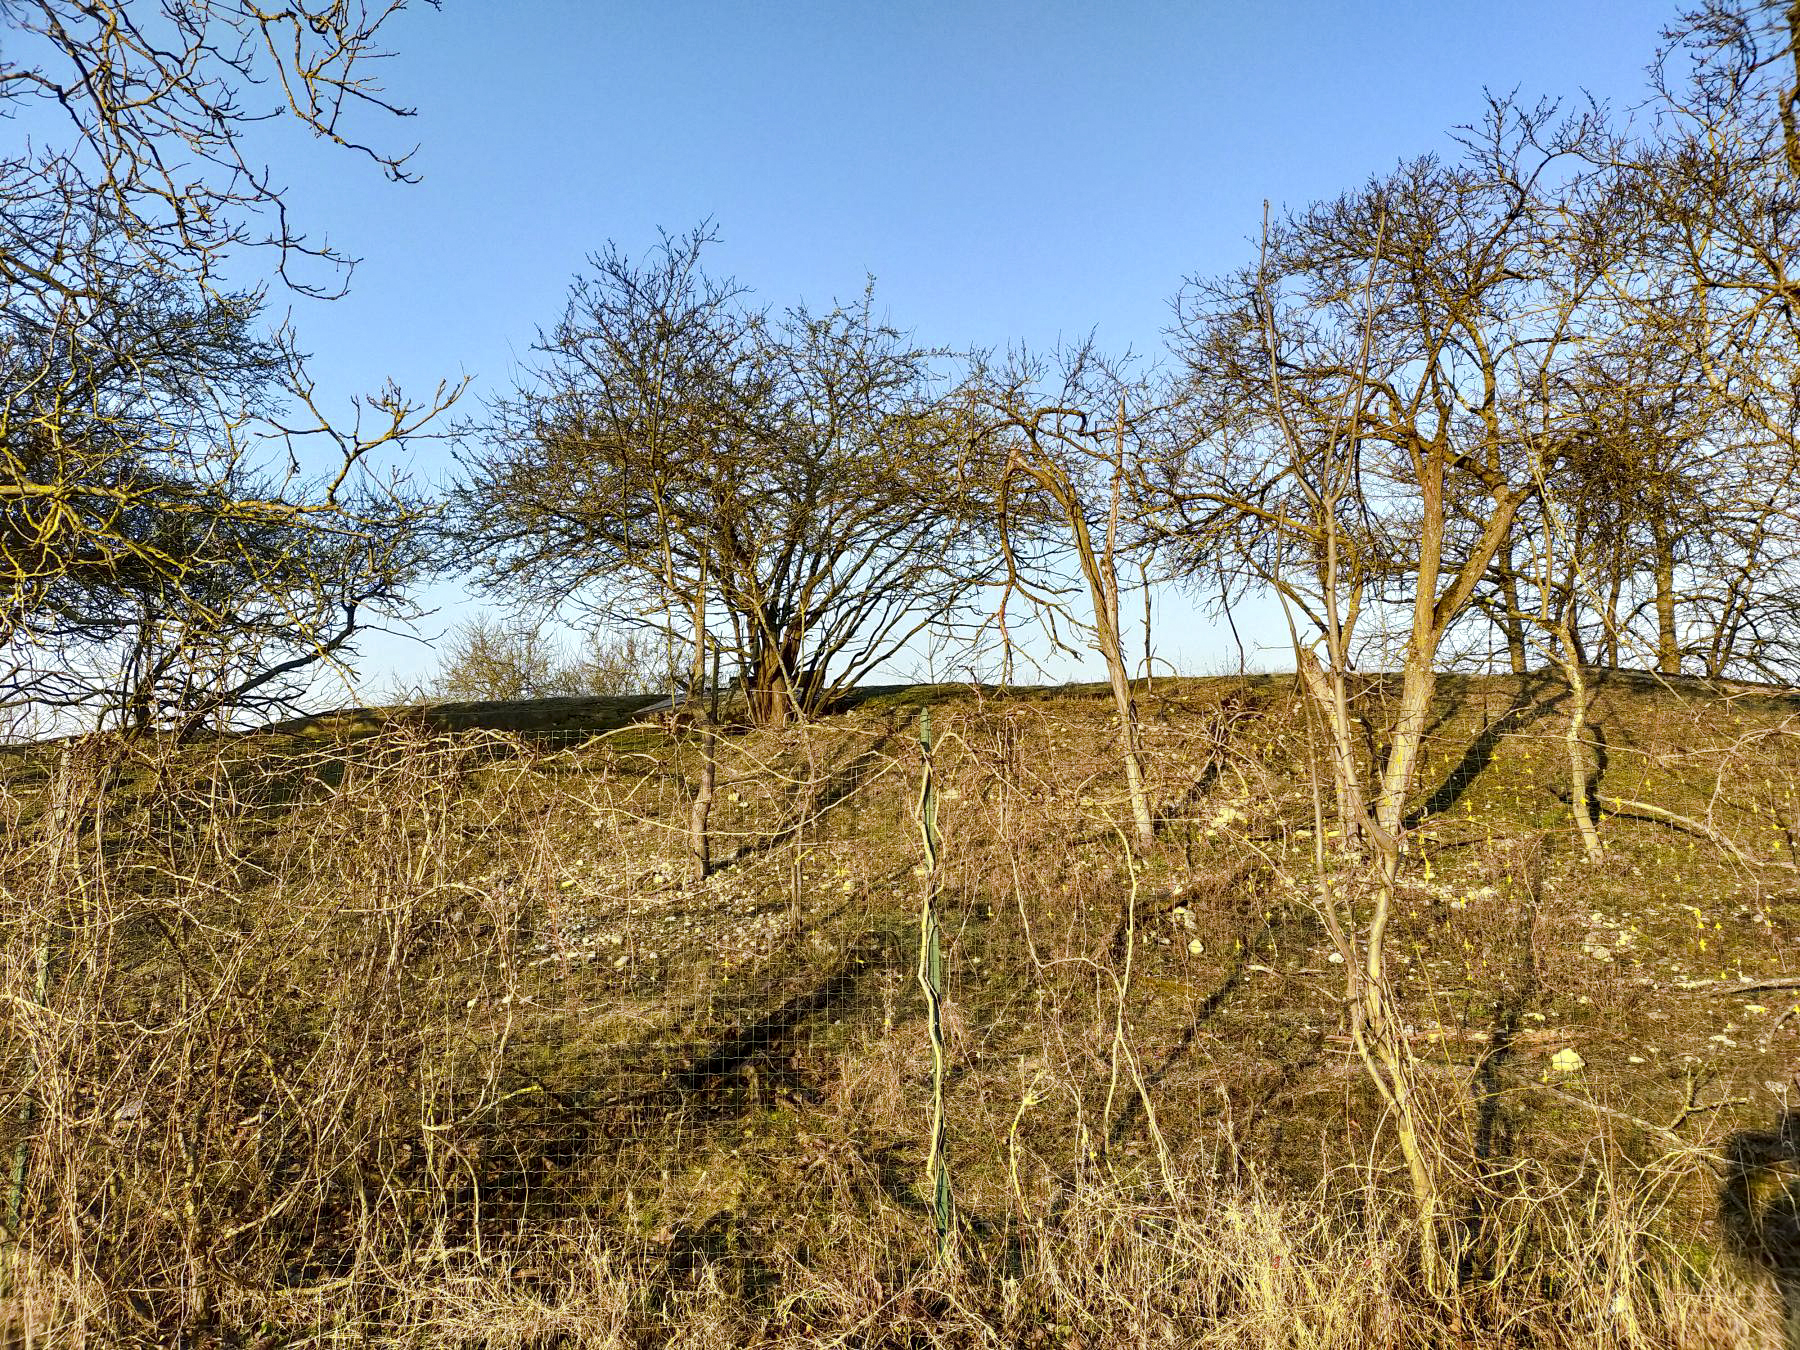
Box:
(1, 676, 1797, 1346)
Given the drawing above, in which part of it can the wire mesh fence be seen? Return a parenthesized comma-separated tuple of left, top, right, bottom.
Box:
(0, 704, 953, 1331)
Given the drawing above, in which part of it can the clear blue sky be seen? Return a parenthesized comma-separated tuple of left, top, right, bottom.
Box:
(272, 1, 1670, 695)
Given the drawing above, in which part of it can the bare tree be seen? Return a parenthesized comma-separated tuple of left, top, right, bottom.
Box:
(1168, 100, 1610, 1271)
(458, 229, 993, 729)
(969, 346, 1163, 853)
(1, 0, 436, 300)
(1653, 0, 1800, 176)
(429, 616, 580, 702)
(1, 216, 447, 737)
(1567, 3, 1800, 684)
(572, 628, 665, 697)
(0, 2, 458, 735)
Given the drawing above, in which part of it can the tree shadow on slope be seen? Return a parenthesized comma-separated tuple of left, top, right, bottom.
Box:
(1410, 671, 1563, 825)
(420, 924, 914, 1296)
(1102, 886, 1285, 1161)
(1720, 1108, 1800, 1350)
(672, 926, 899, 1103)
(1460, 878, 1545, 1286)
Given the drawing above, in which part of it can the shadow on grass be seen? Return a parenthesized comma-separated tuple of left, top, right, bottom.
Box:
(1721, 1109, 1800, 1349)
(411, 924, 910, 1312)
(1460, 893, 1543, 1285)
(673, 928, 895, 1101)
(1411, 671, 1562, 825)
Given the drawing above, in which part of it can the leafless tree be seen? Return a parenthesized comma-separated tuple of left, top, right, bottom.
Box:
(1, 0, 436, 300)
(458, 229, 994, 730)
(968, 345, 1165, 853)
(1167, 99, 1612, 1271)
(428, 615, 664, 703)
(0, 2, 458, 736)
(1555, 2, 1800, 685)
(1, 209, 447, 738)
(430, 616, 580, 702)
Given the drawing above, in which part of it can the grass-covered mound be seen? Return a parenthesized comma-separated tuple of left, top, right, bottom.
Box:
(2, 672, 1797, 1346)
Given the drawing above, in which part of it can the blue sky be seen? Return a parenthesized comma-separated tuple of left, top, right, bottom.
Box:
(268, 0, 1670, 695)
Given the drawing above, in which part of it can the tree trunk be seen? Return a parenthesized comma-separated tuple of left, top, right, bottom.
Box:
(1559, 641, 1604, 863)
(687, 723, 717, 885)
(1357, 474, 1503, 1290)
(1076, 516, 1154, 854)
(745, 636, 803, 727)
(1496, 536, 1528, 674)
(1349, 949, 1440, 1268)
(745, 644, 795, 730)
(1653, 523, 1679, 676)
(746, 670, 790, 729)
(1103, 648, 1156, 854)
(1603, 551, 1624, 669)
(1784, 0, 1800, 177)
(1364, 789, 1446, 1288)
(1041, 427, 1155, 855)
(1296, 650, 1369, 847)
(686, 583, 717, 885)
(1374, 655, 1437, 839)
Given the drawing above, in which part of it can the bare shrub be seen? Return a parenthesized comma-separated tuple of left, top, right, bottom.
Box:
(432, 615, 663, 701)
(1, 729, 551, 1342)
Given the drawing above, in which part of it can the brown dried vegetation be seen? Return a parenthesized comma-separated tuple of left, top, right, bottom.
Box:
(1, 675, 1799, 1346)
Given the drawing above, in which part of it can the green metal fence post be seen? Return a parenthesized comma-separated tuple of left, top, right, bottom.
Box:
(915, 708, 954, 1263)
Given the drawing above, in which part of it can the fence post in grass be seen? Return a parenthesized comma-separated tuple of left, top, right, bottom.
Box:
(915, 707, 955, 1264)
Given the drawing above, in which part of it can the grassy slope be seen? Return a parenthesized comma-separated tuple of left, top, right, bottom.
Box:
(6, 671, 1800, 1345)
